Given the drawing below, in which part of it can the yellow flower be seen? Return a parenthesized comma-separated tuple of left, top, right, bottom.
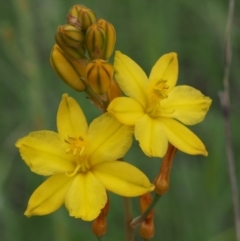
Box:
(108, 51, 212, 158)
(16, 94, 154, 221)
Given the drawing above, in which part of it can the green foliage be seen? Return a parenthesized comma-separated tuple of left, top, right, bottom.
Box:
(0, 0, 239, 240)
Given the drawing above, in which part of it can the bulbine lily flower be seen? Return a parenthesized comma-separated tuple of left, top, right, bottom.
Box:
(16, 94, 154, 221)
(108, 51, 212, 158)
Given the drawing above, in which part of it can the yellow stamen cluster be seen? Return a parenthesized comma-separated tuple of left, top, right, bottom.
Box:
(151, 79, 169, 100)
(65, 136, 86, 156)
(65, 135, 90, 174)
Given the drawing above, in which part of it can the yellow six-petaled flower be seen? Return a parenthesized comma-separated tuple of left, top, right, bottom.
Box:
(108, 51, 212, 157)
(16, 94, 154, 221)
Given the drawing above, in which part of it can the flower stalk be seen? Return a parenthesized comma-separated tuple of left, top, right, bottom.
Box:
(219, 0, 240, 240)
(131, 194, 160, 229)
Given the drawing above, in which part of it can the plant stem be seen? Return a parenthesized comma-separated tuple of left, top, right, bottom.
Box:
(123, 197, 134, 241)
(97, 236, 105, 241)
(219, 0, 240, 240)
(131, 194, 161, 229)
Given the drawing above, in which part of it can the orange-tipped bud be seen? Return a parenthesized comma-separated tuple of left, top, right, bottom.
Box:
(107, 78, 122, 102)
(92, 198, 109, 237)
(140, 219, 154, 240)
(50, 44, 88, 91)
(58, 24, 85, 48)
(68, 4, 96, 31)
(85, 59, 114, 95)
(85, 23, 106, 60)
(96, 19, 116, 60)
(140, 193, 153, 214)
(139, 193, 154, 240)
(55, 30, 86, 60)
(154, 144, 177, 196)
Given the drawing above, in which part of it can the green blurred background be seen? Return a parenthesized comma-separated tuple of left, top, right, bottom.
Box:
(1, 0, 240, 240)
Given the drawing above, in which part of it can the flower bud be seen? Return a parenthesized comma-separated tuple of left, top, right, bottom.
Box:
(140, 193, 152, 213)
(139, 193, 154, 240)
(154, 144, 177, 196)
(85, 23, 106, 60)
(107, 79, 122, 102)
(55, 30, 86, 60)
(92, 198, 109, 237)
(58, 24, 85, 48)
(85, 59, 114, 95)
(68, 4, 96, 31)
(96, 19, 116, 60)
(140, 219, 154, 240)
(50, 44, 88, 91)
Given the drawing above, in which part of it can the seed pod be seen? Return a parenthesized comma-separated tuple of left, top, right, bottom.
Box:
(50, 44, 88, 91)
(68, 4, 96, 31)
(92, 197, 109, 237)
(85, 23, 106, 60)
(154, 144, 177, 195)
(139, 193, 155, 240)
(85, 59, 114, 94)
(96, 19, 116, 60)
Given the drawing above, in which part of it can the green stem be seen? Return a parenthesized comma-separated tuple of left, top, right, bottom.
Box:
(84, 87, 106, 111)
(130, 194, 161, 229)
(123, 197, 134, 241)
(219, 0, 240, 240)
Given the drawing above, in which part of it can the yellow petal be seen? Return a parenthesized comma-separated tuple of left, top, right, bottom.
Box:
(92, 161, 154, 196)
(87, 113, 133, 166)
(114, 51, 148, 108)
(135, 114, 168, 157)
(159, 117, 208, 156)
(57, 94, 88, 138)
(149, 52, 178, 92)
(15, 131, 75, 176)
(65, 172, 107, 221)
(24, 174, 73, 217)
(160, 86, 212, 125)
(108, 97, 145, 125)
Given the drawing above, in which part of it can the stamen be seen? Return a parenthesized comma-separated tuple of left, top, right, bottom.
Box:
(151, 79, 169, 100)
(66, 165, 81, 177)
(79, 146, 85, 156)
(64, 135, 90, 172)
(73, 148, 78, 156)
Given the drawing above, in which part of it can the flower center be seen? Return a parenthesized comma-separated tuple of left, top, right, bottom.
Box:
(146, 79, 169, 117)
(65, 135, 86, 156)
(151, 79, 169, 101)
(65, 135, 90, 174)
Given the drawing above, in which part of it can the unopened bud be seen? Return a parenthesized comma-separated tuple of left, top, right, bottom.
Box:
(55, 30, 86, 60)
(92, 198, 109, 237)
(86, 59, 113, 95)
(96, 19, 116, 60)
(154, 144, 177, 196)
(50, 44, 88, 91)
(107, 79, 122, 102)
(139, 193, 154, 240)
(68, 4, 96, 31)
(140, 193, 153, 213)
(58, 24, 85, 48)
(140, 219, 154, 240)
(85, 23, 106, 60)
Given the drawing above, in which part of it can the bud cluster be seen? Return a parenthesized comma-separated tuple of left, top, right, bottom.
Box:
(50, 4, 119, 107)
